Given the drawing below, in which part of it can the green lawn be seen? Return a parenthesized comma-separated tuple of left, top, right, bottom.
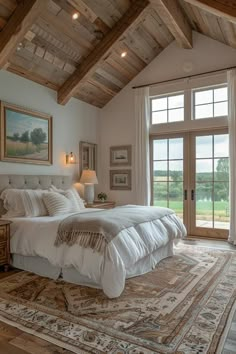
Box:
(154, 200, 229, 218)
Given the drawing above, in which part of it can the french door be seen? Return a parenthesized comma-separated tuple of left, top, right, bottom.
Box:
(151, 129, 229, 239)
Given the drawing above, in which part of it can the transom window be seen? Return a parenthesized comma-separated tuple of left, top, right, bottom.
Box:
(151, 93, 184, 124)
(193, 85, 228, 120)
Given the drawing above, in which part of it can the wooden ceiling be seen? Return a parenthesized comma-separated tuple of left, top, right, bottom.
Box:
(0, 0, 235, 108)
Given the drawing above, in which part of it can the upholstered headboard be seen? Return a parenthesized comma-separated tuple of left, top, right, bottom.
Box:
(0, 174, 72, 215)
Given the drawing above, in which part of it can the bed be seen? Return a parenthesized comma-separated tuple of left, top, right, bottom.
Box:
(0, 174, 186, 298)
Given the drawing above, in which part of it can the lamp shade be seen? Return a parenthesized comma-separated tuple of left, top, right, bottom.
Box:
(80, 169, 98, 184)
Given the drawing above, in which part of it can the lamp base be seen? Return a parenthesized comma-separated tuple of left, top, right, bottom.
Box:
(84, 184, 94, 204)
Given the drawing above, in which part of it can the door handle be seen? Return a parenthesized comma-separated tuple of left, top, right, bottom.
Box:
(184, 190, 187, 200)
(191, 190, 195, 201)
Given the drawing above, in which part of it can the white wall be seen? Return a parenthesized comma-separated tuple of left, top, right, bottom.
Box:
(99, 32, 236, 205)
(0, 70, 99, 187)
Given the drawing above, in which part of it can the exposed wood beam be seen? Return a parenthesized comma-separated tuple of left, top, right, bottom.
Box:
(0, 0, 48, 68)
(57, 0, 150, 105)
(183, 0, 236, 24)
(151, 0, 192, 49)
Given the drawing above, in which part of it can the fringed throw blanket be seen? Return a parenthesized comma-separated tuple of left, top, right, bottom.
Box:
(55, 205, 175, 253)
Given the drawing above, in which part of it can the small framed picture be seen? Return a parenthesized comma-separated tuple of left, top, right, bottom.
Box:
(110, 145, 131, 167)
(110, 170, 131, 190)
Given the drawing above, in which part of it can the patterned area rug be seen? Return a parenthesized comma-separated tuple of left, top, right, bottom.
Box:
(0, 244, 236, 354)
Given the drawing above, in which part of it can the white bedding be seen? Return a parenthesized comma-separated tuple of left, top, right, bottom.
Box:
(9, 208, 186, 298)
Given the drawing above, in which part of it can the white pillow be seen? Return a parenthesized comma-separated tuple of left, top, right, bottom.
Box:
(50, 185, 85, 210)
(0, 189, 25, 218)
(43, 192, 80, 216)
(21, 190, 48, 217)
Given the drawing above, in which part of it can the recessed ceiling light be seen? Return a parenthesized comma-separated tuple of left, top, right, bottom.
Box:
(16, 42, 23, 51)
(121, 51, 127, 58)
(72, 12, 79, 20)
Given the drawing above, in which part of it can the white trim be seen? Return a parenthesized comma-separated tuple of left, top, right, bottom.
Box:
(150, 73, 228, 135)
(150, 117, 228, 135)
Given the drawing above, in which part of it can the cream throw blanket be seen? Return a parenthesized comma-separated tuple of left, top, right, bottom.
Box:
(55, 205, 175, 253)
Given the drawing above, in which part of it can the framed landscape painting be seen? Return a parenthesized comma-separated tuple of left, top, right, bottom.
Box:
(110, 145, 132, 166)
(0, 102, 52, 165)
(110, 170, 131, 190)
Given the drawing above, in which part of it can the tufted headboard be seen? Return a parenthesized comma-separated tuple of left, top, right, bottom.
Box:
(0, 174, 72, 216)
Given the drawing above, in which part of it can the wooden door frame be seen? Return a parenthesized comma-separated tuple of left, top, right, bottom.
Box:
(150, 132, 189, 230)
(189, 128, 229, 239)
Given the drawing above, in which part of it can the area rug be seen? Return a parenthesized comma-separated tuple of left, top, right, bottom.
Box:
(0, 244, 235, 354)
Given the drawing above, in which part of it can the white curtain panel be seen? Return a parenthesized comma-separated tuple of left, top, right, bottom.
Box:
(134, 87, 151, 205)
(227, 69, 236, 245)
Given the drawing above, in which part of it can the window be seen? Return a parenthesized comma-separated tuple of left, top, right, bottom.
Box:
(193, 85, 228, 120)
(151, 93, 184, 125)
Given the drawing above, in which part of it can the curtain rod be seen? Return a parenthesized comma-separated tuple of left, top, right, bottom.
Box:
(132, 65, 236, 90)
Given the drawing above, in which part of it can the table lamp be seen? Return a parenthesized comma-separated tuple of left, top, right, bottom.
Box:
(80, 169, 98, 204)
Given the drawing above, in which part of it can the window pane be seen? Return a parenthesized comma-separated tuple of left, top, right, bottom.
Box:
(152, 111, 167, 124)
(153, 139, 167, 160)
(214, 134, 229, 158)
(196, 136, 213, 158)
(153, 161, 168, 181)
(196, 183, 213, 228)
(168, 94, 184, 109)
(169, 138, 183, 159)
(214, 158, 229, 181)
(214, 102, 228, 117)
(214, 183, 229, 229)
(169, 182, 183, 220)
(195, 89, 213, 105)
(169, 161, 183, 181)
(152, 97, 167, 111)
(196, 159, 213, 182)
(214, 87, 228, 102)
(153, 182, 167, 207)
(169, 108, 184, 122)
(195, 104, 213, 119)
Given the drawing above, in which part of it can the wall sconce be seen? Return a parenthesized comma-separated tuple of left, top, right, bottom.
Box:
(66, 152, 76, 164)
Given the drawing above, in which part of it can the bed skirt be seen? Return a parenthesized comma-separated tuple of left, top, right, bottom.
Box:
(11, 239, 174, 289)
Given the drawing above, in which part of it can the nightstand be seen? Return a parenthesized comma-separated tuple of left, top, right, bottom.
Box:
(0, 220, 11, 272)
(86, 201, 116, 209)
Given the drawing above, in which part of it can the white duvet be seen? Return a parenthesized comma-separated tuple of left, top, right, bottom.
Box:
(9, 208, 186, 298)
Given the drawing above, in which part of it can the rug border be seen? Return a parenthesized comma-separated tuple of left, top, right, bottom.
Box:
(216, 299, 236, 354)
(0, 314, 86, 354)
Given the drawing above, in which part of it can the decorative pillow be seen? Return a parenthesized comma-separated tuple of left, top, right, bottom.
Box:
(0, 189, 25, 218)
(21, 190, 48, 217)
(43, 192, 80, 216)
(50, 185, 85, 210)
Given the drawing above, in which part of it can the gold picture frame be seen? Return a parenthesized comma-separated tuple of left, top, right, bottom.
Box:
(0, 101, 52, 165)
(110, 169, 131, 190)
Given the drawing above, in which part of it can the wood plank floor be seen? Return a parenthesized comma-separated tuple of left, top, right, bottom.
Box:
(0, 239, 235, 354)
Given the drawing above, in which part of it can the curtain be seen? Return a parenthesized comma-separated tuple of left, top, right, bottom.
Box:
(134, 87, 151, 205)
(228, 69, 236, 245)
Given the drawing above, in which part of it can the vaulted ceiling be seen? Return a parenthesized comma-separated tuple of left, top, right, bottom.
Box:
(0, 0, 235, 108)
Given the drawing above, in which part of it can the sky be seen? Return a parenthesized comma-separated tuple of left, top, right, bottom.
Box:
(5, 108, 49, 142)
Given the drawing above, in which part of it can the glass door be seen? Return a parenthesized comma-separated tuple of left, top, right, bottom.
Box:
(190, 130, 229, 239)
(151, 134, 187, 223)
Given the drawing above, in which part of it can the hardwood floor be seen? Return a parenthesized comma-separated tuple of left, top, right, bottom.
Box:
(0, 239, 235, 354)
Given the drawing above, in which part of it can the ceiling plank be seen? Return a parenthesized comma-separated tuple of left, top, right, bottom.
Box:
(7, 63, 59, 91)
(183, 0, 236, 24)
(151, 0, 192, 49)
(57, 0, 150, 105)
(0, 0, 47, 68)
